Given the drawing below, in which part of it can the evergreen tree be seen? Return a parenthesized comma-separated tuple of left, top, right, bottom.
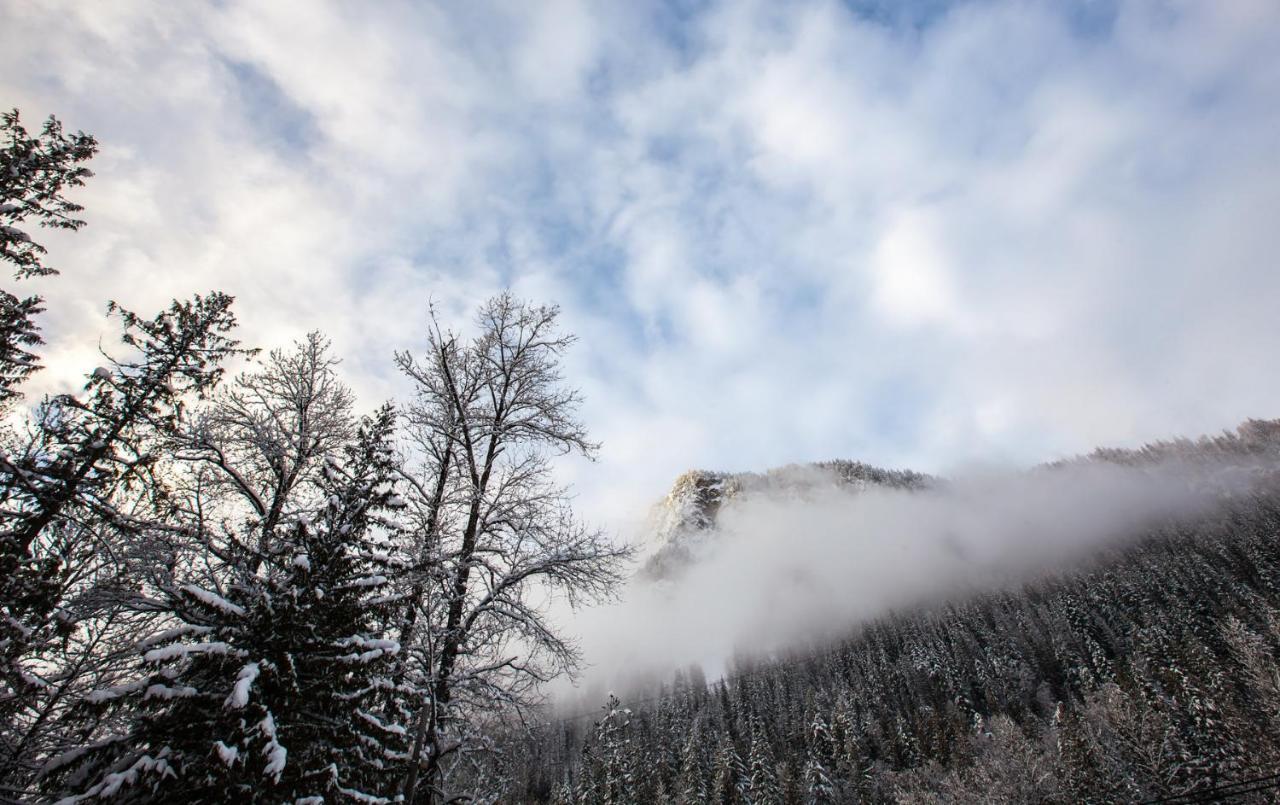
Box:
(45, 406, 408, 802)
(0, 109, 97, 405)
(1, 294, 245, 794)
(676, 719, 709, 804)
(746, 718, 781, 805)
(712, 735, 745, 804)
(802, 710, 836, 805)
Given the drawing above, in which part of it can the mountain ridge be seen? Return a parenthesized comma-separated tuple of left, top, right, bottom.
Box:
(642, 459, 932, 581)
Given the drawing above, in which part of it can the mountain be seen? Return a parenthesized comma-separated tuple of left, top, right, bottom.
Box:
(482, 420, 1280, 803)
(642, 460, 931, 581)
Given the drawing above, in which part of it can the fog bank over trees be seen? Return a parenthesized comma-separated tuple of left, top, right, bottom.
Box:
(564, 435, 1277, 693)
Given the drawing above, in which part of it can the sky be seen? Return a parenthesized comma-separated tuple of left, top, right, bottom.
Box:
(3, 0, 1280, 533)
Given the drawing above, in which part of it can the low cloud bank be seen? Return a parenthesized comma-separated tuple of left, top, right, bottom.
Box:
(559, 457, 1270, 700)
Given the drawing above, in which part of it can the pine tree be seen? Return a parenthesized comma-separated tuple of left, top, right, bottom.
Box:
(579, 696, 634, 805)
(712, 734, 746, 804)
(1, 293, 245, 794)
(0, 109, 97, 405)
(676, 719, 709, 804)
(1053, 700, 1119, 803)
(802, 710, 837, 804)
(44, 406, 409, 802)
(746, 718, 781, 805)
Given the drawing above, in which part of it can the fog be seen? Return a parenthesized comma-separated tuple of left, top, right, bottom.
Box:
(558, 457, 1266, 701)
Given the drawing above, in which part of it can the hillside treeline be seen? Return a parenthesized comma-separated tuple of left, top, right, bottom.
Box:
(500, 425, 1280, 804)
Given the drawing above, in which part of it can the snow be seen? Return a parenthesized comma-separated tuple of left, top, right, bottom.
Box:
(336, 636, 400, 652)
(42, 736, 124, 777)
(143, 683, 198, 700)
(214, 740, 239, 766)
(143, 641, 236, 663)
(135, 625, 212, 650)
(181, 584, 246, 616)
(357, 709, 407, 736)
(343, 575, 388, 589)
(260, 712, 288, 780)
(337, 786, 391, 803)
(57, 749, 177, 801)
(225, 662, 260, 709)
(292, 553, 311, 571)
(86, 678, 147, 703)
(335, 636, 400, 663)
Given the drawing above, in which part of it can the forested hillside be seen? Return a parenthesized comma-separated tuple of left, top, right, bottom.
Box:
(493, 423, 1280, 804)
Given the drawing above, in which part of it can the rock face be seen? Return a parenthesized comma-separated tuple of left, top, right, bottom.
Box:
(639, 419, 1280, 582)
(641, 459, 931, 581)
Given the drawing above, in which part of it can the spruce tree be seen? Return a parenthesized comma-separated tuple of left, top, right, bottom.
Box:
(2, 294, 245, 793)
(802, 710, 836, 804)
(0, 109, 97, 405)
(746, 718, 781, 805)
(676, 720, 709, 804)
(45, 406, 409, 802)
(712, 735, 745, 804)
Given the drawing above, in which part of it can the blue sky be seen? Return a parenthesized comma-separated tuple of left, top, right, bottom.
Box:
(3, 0, 1279, 530)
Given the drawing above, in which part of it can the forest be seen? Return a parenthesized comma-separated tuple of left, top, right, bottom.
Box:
(499, 423, 1280, 803)
(6, 109, 1280, 805)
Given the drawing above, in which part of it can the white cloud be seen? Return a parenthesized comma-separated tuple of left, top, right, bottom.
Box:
(3, 0, 1280, 532)
(870, 208, 968, 330)
(566, 455, 1266, 689)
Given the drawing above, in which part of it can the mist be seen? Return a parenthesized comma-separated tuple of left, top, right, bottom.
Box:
(559, 456, 1267, 699)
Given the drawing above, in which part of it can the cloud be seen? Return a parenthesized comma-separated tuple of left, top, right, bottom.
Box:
(2, 0, 1280, 534)
(561, 455, 1269, 694)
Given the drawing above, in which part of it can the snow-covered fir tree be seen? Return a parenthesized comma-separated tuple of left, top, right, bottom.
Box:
(1, 293, 245, 796)
(44, 406, 409, 802)
(0, 109, 96, 405)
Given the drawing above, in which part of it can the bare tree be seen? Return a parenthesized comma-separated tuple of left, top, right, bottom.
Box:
(170, 331, 354, 569)
(394, 294, 631, 803)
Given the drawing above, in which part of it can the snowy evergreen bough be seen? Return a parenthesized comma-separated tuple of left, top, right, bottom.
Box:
(45, 406, 411, 802)
(0, 109, 97, 406)
(1, 291, 246, 796)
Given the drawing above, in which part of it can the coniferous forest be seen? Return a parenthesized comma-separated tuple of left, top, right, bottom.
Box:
(6, 108, 1280, 805)
(499, 426, 1280, 803)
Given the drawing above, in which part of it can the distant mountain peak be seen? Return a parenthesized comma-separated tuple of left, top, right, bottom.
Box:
(641, 459, 931, 581)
